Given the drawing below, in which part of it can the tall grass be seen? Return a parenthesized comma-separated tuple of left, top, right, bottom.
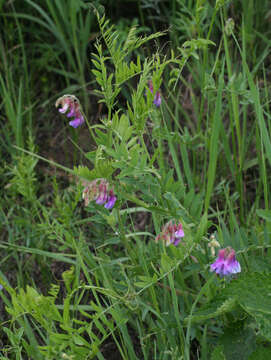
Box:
(0, 2, 33, 153)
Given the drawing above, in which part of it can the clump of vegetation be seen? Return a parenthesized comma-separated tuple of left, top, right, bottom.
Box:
(1, 1, 271, 359)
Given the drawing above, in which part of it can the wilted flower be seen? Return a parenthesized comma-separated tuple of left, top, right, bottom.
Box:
(55, 94, 85, 128)
(208, 234, 220, 257)
(82, 179, 116, 210)
(210, 247, 241, 277)
(155, 221, 184, 246)
(95, 181, 108, 205)
(148, 80, 161, 107)
(225, 18, 235, 36)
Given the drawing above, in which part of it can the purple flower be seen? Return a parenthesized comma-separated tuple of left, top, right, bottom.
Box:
(95, 194, 107, 205)
(104, 190, 117, 209)
(172, 237, 182, 246)
(66, 107, 76, 118)
(82, 179, 117, 210)
(153, 91, 161, 107)
(0, 284, 3, 290)
(55, 94, 85, 128)
(148, 80, 162, 107)
(175, 223, 184, 238)
(210, 248, 241, 277)
(155, 221, 184, 246)
(59, 102, 69, 113)
(69, 115, 85, 128)
(95, 182, 108, 205)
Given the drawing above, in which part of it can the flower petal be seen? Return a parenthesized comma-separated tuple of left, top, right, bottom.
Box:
(59, 103, 69, 113)
(153, 92, 161, 107)
(175, 224, 184, 238)
(104, 194, 117, 209)
(69, 116, 85, 128)
(210, 248, 241, 277)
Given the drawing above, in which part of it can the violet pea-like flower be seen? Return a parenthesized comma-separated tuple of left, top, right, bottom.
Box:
(95, 182, 108, 205)
(210, 247, 241, 277)
(82, 179, 117, 210)
(55, 94, 85, 128)
(104, 190, 117, 210)
(155, 221, 184, 246)
(153, 91, 161, 107)
(148, 80, 162, 107)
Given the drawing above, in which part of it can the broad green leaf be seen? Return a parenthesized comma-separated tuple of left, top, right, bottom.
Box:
(218, 324, 256, 360)
(226, 273, 271, 341)
(184, 297, 237, 324)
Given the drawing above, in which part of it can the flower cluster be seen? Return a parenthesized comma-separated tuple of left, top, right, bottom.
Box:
(148, 80, 161, 107)
(55, 94, 85, 128)
(155, 221, 184, 246)
(82, 179, 117, 210)
(210, 247, 241, 277)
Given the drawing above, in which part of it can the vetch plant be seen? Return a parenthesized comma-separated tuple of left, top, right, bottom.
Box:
(4, 4, 271, 360)
(55, 94, 85, 128)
